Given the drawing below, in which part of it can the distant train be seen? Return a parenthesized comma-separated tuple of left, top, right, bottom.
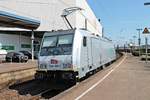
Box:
(35, 29, 116, 84)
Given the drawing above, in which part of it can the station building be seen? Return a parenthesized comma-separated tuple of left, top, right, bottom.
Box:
(0, 0, 102, 56)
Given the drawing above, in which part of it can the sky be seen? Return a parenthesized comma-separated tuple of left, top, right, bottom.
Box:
(87, 0, 150, 46)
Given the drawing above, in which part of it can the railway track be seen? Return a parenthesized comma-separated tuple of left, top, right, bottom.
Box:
(4, 79, 73, 99)
(0, 53, 123, 99)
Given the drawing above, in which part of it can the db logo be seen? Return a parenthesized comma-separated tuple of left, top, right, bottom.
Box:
(51, 59, 58, 64)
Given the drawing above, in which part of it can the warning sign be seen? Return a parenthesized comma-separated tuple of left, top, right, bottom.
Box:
(143, 27, 150, 34)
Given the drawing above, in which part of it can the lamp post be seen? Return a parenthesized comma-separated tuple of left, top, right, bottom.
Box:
(133, 36, 136, 44)
(145, 35, 148, 63)
(136, 28, 142, 56)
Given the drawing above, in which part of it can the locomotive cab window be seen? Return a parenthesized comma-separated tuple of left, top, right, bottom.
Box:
(40, 34, 74, 56)
(83, 36, 87, 47)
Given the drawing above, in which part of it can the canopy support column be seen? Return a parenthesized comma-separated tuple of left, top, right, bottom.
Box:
(31, 30, 34, 61)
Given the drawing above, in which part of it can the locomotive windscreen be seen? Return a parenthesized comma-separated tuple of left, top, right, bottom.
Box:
(40, 34, 74, 56)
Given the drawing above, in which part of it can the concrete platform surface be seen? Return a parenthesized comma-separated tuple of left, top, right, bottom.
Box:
(53, 53, 150, 100)
(0, 60, 37, 74)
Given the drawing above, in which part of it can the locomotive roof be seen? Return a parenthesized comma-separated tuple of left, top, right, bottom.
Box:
(44, 29, 76, 36)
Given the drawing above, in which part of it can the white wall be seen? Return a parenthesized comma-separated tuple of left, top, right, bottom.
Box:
(0, 0, 102, 35)
(0, 33, 31, 52)
(0, 0, 76, 31)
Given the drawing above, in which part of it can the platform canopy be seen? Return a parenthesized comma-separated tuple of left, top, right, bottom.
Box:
(0, 11, 40, 30)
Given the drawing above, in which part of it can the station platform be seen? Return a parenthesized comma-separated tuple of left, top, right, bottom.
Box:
(0, 60, 37, 74)
(0, 60, 37, 89)
(53, 53, 150, 100)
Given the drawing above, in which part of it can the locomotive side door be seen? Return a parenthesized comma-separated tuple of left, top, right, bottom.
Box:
(86, 37, 93, 71)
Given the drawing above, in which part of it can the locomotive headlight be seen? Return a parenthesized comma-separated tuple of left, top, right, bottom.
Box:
(63, 63, 73, 69)
(68, 63, 73, 68)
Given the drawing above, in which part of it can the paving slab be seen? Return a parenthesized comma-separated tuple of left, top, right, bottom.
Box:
(0, 60, 37, 74)
(53, 53, 150, 100)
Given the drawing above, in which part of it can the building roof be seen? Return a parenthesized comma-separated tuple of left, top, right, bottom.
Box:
(0, 10, 40, 30)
